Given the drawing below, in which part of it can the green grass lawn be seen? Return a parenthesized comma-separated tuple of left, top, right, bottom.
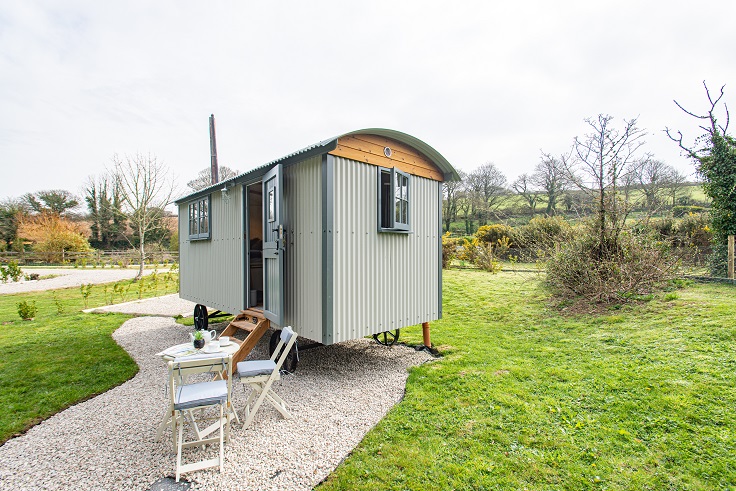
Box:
(0, 273, 178, 444)
(319, 270, 736, 490)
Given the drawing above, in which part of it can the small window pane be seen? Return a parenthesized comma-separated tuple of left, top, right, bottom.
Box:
(200, 201, 208, 234)
(189, 204, 197, 235)
(401, 199, 408, 224)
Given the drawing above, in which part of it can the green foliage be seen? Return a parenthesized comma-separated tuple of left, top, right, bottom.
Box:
(475, 224, 513, 245)
(441, 232, 459, 269)
(512, 215, 574, 258)
(473, 241, 503, 273)
(546, 220, 677, 304)
(0, 261, 23, 283)
(51, 292, 64, 315)
(193, 330, 203, 340)
(0, 274, 178, 443)
(16, 300, 37, 320)
(79, 283, 92, 308)
(672, 205, 707, 217)
(320, 271, 736, 491)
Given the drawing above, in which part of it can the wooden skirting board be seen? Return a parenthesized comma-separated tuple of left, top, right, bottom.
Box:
(220, 309, 271, 375)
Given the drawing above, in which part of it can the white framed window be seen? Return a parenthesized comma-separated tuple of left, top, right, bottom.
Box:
(378, 168, 410, 232)
(188, 196, 211, 240)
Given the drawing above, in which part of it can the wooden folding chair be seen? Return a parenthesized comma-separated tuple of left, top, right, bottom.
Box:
(237, 326, 297, 428)
(168, 354, 233, 482)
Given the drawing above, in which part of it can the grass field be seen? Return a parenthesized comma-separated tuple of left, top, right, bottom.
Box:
(319, 270, 736, 490)
(0, 273, 178, 444)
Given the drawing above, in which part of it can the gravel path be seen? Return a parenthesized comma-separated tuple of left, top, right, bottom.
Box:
(0, 317, 433, 491)
(0, 268, 169, 294)
(83, 294, 196, 317)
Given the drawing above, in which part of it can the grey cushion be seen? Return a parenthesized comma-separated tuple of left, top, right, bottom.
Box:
(237, 359, 276, 378)
(174, 380, 228, 410)
(280, 326, 295, 344)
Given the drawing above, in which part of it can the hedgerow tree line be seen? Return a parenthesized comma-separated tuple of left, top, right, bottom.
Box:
(445, 82, 735, 303)
(0, 155, 236, 278)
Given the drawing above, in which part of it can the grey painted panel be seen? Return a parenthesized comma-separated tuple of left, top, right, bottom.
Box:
(331, 157, 440, 343)
(179, 185, 244, 314)
(283, 155, 323, 343)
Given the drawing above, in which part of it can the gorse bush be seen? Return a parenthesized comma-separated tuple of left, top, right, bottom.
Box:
(512, 216, 574, 259)
(475, 224, 513, 246)
(441, 232, 459, 269)
(546, 220, 677, 304)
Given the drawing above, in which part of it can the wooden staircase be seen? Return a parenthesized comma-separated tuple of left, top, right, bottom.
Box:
(220, 309, 271, 374)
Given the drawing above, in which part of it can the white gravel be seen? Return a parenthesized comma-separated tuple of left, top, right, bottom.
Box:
(83, 294, 197, 318)
(0, 317, 434, 491)
(0, 267, 170, 294)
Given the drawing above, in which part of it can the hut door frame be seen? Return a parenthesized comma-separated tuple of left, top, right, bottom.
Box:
(262, 164, 284, 325)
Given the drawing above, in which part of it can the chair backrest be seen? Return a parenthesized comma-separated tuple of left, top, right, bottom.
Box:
(269, 326, 297, 369)
(168, 354, 233, 399)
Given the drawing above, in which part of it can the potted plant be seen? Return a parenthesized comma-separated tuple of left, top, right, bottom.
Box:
(192, 330, 205, 349)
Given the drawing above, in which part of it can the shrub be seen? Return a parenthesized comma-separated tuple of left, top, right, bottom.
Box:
(475, 224, 513, 245)
(546, 221, 676, 304)
(0, 261, 23, 283)
(676, 213, 712, 249)
(473, 241, 503, 273)
(18, 213, 92, 263)
(442, 232, 459, 269)
(512, 216, 574, 259)
(17, 300, 37, 320)
(673, 205, 707, 217)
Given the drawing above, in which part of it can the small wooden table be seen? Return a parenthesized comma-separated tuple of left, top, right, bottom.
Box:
(155, 341, 242, 443)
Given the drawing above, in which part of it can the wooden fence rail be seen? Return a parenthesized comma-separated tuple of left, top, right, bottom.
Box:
(0, 250, 179, 267)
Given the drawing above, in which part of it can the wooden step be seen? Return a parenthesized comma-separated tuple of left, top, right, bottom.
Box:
(220, 309, 271, 375)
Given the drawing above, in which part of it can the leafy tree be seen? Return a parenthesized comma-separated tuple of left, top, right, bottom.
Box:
(85, 176, 126, 249)
(110, 153, 175, 279)
(186, 166, 239, 191)
(667, 81, 735, 276)
(23, 190, 80, 217)
(18, 213, 91, 262)
(0, 198, 27, 250)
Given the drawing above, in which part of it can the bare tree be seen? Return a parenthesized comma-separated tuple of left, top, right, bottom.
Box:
(467, 162, 507, 225)
(636, 157, 674, 213)
(664, 168, 691, 207)
(531, 153, 568, 216)
(443, 171, 464, 232)
(110, 153, 175, 280)
(511, 173, 540, 216)
(187, 166, 239, 191)
(565, 114, 647, 259)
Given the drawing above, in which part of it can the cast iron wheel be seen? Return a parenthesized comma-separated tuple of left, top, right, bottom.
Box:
(193, 304, 208, 331)
(269, 330, 299, 373)
(373, 329, 400, 346)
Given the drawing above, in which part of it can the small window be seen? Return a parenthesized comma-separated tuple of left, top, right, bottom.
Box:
(378, 168, 410, 232)
(188, 196, 211, 240)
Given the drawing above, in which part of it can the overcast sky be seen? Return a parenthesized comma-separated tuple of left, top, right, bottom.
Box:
(2, 1, 735, 205)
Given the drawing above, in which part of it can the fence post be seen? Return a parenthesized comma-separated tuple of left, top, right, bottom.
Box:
(729, 235, 734, 280)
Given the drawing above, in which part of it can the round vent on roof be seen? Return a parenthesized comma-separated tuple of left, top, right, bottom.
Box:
(384, 146, 392, 158)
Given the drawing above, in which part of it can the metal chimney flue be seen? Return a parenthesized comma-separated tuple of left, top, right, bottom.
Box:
(209, 114, 219, 185)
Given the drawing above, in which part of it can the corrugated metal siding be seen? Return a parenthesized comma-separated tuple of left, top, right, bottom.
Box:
(179, 186, 244, 314)
(283, 156, 323, 342)
(332, 157, 440, 343)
